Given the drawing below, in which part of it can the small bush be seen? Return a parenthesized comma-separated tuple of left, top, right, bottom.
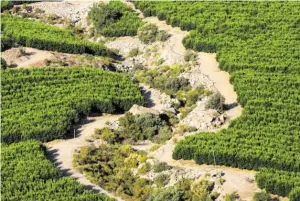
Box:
(138, 162, 152, 175)
(138, 23, 158, 44)
(154, 173, 170, 187)
(211, 191, 220, 200)
(184, 50, 197, 62)
(225, 192, 239, 201)
(205, 92, 225, 112)
(153, 162, 172, 173)
(128, 48, 139, 57)
(252, 190, 270, 201)
(218, 177, 226, 185)
(149, 144, 162, 152)
(1, 58, 8, 70)
(44, 59, 51, 66)
(156, 30, 170, 42)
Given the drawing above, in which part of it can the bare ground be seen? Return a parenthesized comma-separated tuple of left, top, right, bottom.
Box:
(2, 47, 53, 67)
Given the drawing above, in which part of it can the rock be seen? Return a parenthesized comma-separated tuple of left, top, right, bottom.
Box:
(129, 104, 159, 115)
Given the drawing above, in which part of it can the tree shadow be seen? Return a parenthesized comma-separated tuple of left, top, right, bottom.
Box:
(141, 88, 155, 108)
(224, 102, 238, 110)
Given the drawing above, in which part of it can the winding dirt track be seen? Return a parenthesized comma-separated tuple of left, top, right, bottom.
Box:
(45, 1, 250, 200)
(46, 115, 124, 201)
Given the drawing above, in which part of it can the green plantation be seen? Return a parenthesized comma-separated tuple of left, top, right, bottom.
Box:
(1, 140, 114, 201)
(2, 68, 144, 144)
(1, 15, 112, 56)
(135, 1, 300, 199)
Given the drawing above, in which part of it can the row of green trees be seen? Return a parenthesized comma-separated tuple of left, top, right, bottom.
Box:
(135, 2, 300, 74)
(134, 1, 300, 198)
(1, 15, 113, 56)
(2, 68, 144, 143)
(255, 168, 300, 198)
(174, 71, 300, 171)
(1, 140, 115, 201)
(87, 1, 143, 37)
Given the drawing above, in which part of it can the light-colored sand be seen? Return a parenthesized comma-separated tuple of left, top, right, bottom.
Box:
(46, 114, 124, 201)
(2, 47, 53, 67)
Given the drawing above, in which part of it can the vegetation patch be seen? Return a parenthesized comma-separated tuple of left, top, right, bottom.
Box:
(1, 15, 112, 56)
(94, 112, 173, 144)
(87, 1, 143, 37)
(1, 68, 144, 143)
(1, 140, 114, 201)
(134, 2, 300, 198)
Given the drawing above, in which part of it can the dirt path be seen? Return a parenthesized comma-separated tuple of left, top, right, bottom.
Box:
(124, 2, 258, 200)
(46, 114, 124, 201)
(125, 1, 242, 119)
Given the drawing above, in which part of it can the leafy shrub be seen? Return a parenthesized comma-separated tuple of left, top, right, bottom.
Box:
(156, 30, 170, 42)
(147, 187, 185, 201)
(153, 162, 172, 173)
(184, 50, 197, 62)
(138, 162, 152, 175)
(138, 23, 158, 44)
(74, 144, 153, 200)
(128, 48, 139, 57)
(118, 112, 172, 143)
(154, 173, 170, 187)
(191, 179, 214, 201)
(252, 191, 270, 201)
(205, 92, 225, 112)
(1, 58, 7, 70)
(224, 192, 239, 201)
(88, 1, 143, 37)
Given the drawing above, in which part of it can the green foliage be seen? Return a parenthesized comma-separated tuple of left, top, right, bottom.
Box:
(138, 162, 152, 175)
(205, 92, 225, 112)
(154, 173, 170, 187)
(224, 192, 239, 201)
(147, 187, 185, 201)
(138, 23, 158, 44)
(256, 168, 300, 197)
(184, 50, 197, 62)
(1, 58, 7, 70)
(98, 128, 117, 144)
(252, 191, 270, 201)
(156, 30, 170, 42)
(191, 179, 214, 201)
(1, 140, 114, 201)
(88, 1, 143, 37)
(1, 0, 33, 11)
(152, 162, 172, 173)
(118, 112, 172, 143)
(128, 48, 140, 57)
(289, 187, 300, 201)
(2, 15, 112, 56)
(134, 6, 300, 197)
(74, 144, 153, 200)
(1, 68, 143, 143)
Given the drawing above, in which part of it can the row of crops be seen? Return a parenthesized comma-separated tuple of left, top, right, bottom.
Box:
(1, 15, 113, 56)
(134, 1, 300, 199)
(1, 140, 115, 201)
(2, 68, 144, 144)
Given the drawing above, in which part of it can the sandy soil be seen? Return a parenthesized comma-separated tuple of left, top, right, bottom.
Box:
(2, 47, 53, 67)
(46, 114, 124, 201)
